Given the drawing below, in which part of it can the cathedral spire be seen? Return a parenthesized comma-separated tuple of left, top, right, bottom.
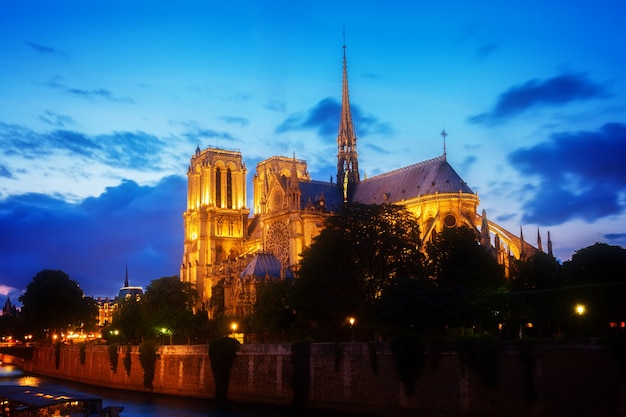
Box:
(337, 28, 360, 201)
(124, 264, 129, 288)
(288, 152, 301, 209)
(537, 228, 543, 252)
(547, 230, 553, 257)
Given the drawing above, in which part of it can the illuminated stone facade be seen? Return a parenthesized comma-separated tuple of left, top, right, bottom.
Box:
(180, 147, 250, 302)
(181, 44, 542, 315)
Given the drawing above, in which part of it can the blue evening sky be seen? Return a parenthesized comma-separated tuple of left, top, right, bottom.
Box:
(1, 1, 625, 301)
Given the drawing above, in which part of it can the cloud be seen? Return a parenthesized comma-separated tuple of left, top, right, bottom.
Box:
(38, 110, 74, 128)
(507, 123, 626, 225)
(0, 165, 14, 179)
(476, 43, 499, 61)
(265, 100, 286, 112)
(0, 123, 170, 172)
(0, 176, 186, 299)
(0, 285, 13, 296)
(25, 41, 67, 59)
(175, 120, 239, 146)
(275, 97, 394, 140)
(43, 75, 134, 103)
(605, 233, 626, 241)
(469, 72, 611, 124)
(219, 116, 249, 127)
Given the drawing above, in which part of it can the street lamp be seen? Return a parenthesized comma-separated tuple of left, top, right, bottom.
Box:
(230, 322, 238, 335)
(348, 317, 355, 342)
(160, 327, 172, 345)
(575, 304, 586, 338)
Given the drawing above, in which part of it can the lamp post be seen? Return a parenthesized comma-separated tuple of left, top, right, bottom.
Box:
(348, 317, 355, 342)
(230, 322, 238, 337)
(575, 304, 586, 338)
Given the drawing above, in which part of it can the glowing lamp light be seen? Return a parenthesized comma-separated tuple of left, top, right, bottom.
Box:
(575, 304, 586, 316)
(348, 317, 355, 327)
(230, 322, 238, 333)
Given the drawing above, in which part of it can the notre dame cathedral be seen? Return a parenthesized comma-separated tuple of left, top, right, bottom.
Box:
(180, 43, 547, 317)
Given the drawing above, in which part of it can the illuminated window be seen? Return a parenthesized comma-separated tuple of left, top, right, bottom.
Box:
(226, 168, 233, 209)
(216, 168, 222, 208)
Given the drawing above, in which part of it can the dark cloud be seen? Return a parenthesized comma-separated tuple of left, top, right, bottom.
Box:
(275, 97, 394, 141)
(476, 43, 499, 61)
(180, 127, 238, 146)
(25, 41, 67, 58)
(469, 72, 611, 124)
(66, 87, 134, 103)
(0, 123, 169, 171)
(0, 176, 186, 299)
(43, 75, 134, 103)
(605, 233, 626, 241)
(0, 164, 14, 179)
(219, 116, 249, 127)
(508, 123, 626, 225)
(265, 100, 286, 112)
(38, 110, 74, 128)
(459, 155, 478, 172)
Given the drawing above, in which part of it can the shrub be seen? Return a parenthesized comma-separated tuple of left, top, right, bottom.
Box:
(139, 340, 158, 389)
(291, 341, 311, 410)
(79, 342, 86, 365)
(54, 342, 61, 370)
(123, 345, 132, 376)
(390, 331, 424, 396)
(107, 343, 119, 373)
(209, 337, 241, 410)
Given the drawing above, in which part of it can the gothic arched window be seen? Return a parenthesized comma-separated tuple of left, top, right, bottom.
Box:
(215, 168, 222, 208)
(226, 168, 233, 209)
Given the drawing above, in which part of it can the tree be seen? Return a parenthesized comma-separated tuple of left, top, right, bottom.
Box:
(563, 242, 626, 286)
(293, 203, 425, 340)
(111, 297, 145, 344)
(142, 276, 199, 343)
(19, 269, 97, 339)
(250, 280, 296, 342)
(425, 226, 505, 329)
(510, 251, 563, 291)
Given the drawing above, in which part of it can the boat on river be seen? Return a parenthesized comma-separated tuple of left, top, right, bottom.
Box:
(0, 385, 123, 417)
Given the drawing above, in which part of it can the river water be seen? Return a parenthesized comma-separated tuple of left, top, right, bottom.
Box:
(0, 363, 316, 417)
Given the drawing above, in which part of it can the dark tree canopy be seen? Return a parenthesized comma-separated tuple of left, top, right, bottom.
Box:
(111, 297, 145, 343)
(510, 251, 563, 291)
(424, 226, 506, 329)
(425, 226, 505, 291)
(142, 276, 199, 341)
(250, 280, 296, 343)
(563, 242, 626, 285)
(19, 269, 97, 338)
(293, 203, 424, 340)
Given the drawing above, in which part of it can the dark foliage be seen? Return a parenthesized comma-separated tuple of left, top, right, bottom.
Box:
(19, 269, 97, 339)
(293, 203, 424, 340)
(139, 340, 158, 389)
(291, 341, 311, 411)
(108, 343, 119, 372)
(209, 337, 241, 410)
(390, 331, 424, 395)
(563, 242, 626, 285)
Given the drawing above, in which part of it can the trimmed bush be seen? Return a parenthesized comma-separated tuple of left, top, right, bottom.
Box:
(390, 331, 424, 396)
(139, 340, 158, 389)
(123, 345, 132, 376)
(209, 337, 241, 410)
(107, 343, 119, 372)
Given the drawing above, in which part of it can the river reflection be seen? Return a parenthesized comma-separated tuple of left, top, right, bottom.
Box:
(0, 364, 299, 417)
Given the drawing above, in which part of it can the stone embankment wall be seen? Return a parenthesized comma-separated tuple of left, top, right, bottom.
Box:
(8, 341, 626, 417)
